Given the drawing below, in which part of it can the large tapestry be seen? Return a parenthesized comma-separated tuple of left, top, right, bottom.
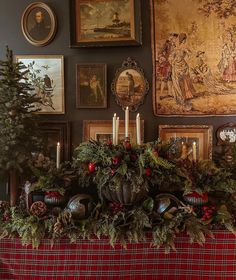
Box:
(151, 0, 236, 116)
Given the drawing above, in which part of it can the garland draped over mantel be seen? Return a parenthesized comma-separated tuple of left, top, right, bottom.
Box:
(0, 140, 236, 252)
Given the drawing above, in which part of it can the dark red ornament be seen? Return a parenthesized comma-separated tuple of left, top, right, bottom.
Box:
(88, 162, 96, 173)
(130, 154, 138, 161)
(145, 167, 152, 176)
(112, 157, 120, 166)
(124, 141, 131, 150)
(106, 139, 113, 146)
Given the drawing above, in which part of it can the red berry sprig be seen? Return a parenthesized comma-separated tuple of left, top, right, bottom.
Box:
(112, 157, 120, 166)
(145, 167, 152, 177)
(201, 205, 216, 221)
(109, 201, 124, 214)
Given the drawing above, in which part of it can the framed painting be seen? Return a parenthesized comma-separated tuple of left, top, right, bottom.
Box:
(69, 0, 142, 47)
(39, 121, 71, 161)
(21, 2, 57, 47)
(216, 123, 236, 145)
(83, 120, 144, 144)
(158, 125, 213, 160)
(76, 64, 107, 108)
(151, 0, 236, 116)
(15, 55, 65, 114)
(111, 57, 149, 111)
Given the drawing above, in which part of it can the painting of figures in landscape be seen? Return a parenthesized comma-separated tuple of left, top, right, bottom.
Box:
(152, 0, 236, 115)
(16, 55, 64, 114)
(76, 0, 134, 42)
(115, 69, 146, 109)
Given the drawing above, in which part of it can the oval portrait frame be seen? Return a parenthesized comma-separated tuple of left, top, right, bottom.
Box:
(111, 57, 149, 112)
(21, 2, 57, 47)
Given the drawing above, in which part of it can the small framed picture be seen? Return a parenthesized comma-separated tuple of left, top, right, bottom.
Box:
(39, 121, 71, 161)
(111, 57, 149, 112)
(21, 2, 57, 47)
(76, 64, 107, 108)
(83, 120, 144, 144)
(158, 125, 213, 160)
(15, 55, 65, 114)
(69, 0, 142, 47)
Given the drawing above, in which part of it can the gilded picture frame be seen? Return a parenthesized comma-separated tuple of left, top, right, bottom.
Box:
(21, 2, 57, 47)
(151, 0, 236, 116)
(15, 55, 65, 114)
(158, 125, 213, 160)
(76, 64, 107, 108)
(83, 120, 144, 144)
(111, 57, 149, 112)
(69, 0, 142, 47)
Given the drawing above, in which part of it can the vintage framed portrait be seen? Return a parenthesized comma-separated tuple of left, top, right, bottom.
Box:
(83, 120, 144, 144)
(158, 125, 213, 160)
(15, 55, 65, 114)
(216, 123, 236, 145)
(76, 64, 107, 108)
(151, 0, 236, 116)
(21, 2, 57, 47)
(69, 0, 142, 47)
(39, 121, 71, 161)
(111, 57, 149, 112)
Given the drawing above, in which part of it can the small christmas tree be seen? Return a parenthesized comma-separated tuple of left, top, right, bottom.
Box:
(0, 47, 42, 205)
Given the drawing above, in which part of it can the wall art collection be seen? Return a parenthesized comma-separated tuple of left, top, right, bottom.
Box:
(17, 0, 235, 156)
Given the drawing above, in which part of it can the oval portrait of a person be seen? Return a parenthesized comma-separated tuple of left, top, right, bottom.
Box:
(22, 2, 57, 46)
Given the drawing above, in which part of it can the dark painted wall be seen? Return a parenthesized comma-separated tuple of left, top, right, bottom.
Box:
(0, 0, 235, 199)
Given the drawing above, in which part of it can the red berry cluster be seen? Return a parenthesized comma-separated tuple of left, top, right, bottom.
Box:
(201, 205, 216, 221)
(109, 201, 124, 214)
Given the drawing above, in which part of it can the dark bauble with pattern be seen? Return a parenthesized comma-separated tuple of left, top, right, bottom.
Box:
(67, 194, 94, 220)
(154, 193, 181, 215)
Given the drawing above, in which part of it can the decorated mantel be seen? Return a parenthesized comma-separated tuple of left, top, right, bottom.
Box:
(0, 48, 236, 253)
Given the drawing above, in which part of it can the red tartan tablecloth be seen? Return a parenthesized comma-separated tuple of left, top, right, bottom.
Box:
(0, 231, 235, 280)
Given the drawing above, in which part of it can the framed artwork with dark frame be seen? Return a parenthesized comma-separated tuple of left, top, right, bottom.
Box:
(158, 125, 213, 160)
(69, 0, 142, 47)
(21, 2, 57, 47)
(39, 121, 71, 162)
(83, 120, 144, 144)
(76, 64, 107, 108)
(15, 55, 65, 114)
(111, 57, 149, 112)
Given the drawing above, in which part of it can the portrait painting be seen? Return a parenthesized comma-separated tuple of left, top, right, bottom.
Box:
(83, 120, 144, 144)
(76, 64, 107, 108)
(111, 57, 149, 111)
(151, 0, 236, 116)
(21, 2, 57, 47)
(70, 0, 141, 47)
(158, 125, 213, 160)
(16, 55, 65, 114)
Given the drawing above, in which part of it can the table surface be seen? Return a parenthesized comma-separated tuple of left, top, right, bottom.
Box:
(0, 231, 235, 280)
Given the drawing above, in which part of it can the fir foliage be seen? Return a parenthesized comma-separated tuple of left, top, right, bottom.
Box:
(0, 47, 42, 173)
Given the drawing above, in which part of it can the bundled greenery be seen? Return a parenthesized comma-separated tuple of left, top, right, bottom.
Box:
(0, 140, 236, 252)
(0, 47, 42, 173)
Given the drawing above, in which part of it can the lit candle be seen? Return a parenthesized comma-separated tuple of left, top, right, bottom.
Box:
(112, 113, 117, 145)
(115, 117, 119, 145)
(56, 142, 60, 169)
(125, 107, 129, 138)
(192, 141, 197, 161)
(136, 113, 141, 145)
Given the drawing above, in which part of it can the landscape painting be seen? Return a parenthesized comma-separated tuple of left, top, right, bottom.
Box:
(151, 0, 236, 116)
(70, 0, 141, 47)
(76, 0, 134, 42)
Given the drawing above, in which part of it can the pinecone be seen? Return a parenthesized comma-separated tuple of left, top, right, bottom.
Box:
(30, 201, 47, 217)
(0, 201, 10, 213)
